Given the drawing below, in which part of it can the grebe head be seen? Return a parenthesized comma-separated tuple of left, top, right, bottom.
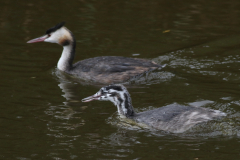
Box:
(27, 22, 73, 46)
(82, 84, 127, 102)
(82, 84, 135, 116)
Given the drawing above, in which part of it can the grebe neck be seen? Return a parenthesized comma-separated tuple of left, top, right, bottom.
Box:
(57, 33, 76, 71)
(113, 92, 135, 117)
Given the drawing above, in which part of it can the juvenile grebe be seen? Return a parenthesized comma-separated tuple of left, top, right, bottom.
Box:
(82, 84, 226, 133)
(27, 22, 161, 84)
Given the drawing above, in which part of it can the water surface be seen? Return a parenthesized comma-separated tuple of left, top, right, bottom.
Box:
(0, 0, 240, 159)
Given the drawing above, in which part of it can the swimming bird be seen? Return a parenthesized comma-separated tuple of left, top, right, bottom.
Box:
(27, 22, 161, 84)
(82, 84, 226, 133)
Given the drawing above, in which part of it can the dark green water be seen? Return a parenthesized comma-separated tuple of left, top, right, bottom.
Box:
(1, 0, 240, 159)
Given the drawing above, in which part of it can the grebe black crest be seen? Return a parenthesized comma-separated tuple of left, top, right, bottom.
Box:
(45, 22, 65, 35)
(27, 22, 161, 84)
(82, 84, 226, 133)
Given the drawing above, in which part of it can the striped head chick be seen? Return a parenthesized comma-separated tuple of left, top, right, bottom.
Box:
(82, 84, 135, 117)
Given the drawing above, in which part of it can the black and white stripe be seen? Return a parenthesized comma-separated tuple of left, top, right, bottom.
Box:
(103, 84, 135, 117)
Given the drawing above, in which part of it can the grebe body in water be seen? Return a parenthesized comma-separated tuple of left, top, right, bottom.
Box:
(27, 22, 161, 84)
(82, 84, 226, 133)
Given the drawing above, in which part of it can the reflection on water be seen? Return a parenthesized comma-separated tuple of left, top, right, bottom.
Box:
(1, 0, 240, 159)
(43, 32, 240, 158)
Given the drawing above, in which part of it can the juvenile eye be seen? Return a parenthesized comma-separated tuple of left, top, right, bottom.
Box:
(110, 92, 117, 97)
(101, 89, 108, 95)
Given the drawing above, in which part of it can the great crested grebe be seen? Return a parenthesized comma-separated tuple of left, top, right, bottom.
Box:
(82, 84, 226, 133)
(27, 22, 161, 84)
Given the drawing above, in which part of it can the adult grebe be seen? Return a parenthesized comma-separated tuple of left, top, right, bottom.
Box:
(27, 22, 161, 84)
(82, 84, 226, 133)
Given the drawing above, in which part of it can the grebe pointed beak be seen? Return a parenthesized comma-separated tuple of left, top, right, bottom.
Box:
(82, 92, 102, 102)
(27, 35, 48, 43)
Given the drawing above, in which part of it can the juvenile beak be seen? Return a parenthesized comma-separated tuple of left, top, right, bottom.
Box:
(27, 35, 48, 43)
(82, 92, 102, 102)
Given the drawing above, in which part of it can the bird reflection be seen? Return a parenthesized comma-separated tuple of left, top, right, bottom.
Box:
(45, 69, 88, 136)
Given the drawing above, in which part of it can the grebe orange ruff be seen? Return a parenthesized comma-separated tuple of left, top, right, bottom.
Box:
(27, 22, 161, 84)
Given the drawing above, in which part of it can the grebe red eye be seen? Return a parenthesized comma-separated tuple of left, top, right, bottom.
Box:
(48, 34, 51, 37)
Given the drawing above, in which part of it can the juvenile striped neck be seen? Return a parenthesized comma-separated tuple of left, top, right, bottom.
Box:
(111, 87, 135, 117)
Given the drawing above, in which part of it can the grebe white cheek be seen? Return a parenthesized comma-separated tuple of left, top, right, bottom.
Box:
(27, 22, 162, 84)
(82, 84, 227, 133)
